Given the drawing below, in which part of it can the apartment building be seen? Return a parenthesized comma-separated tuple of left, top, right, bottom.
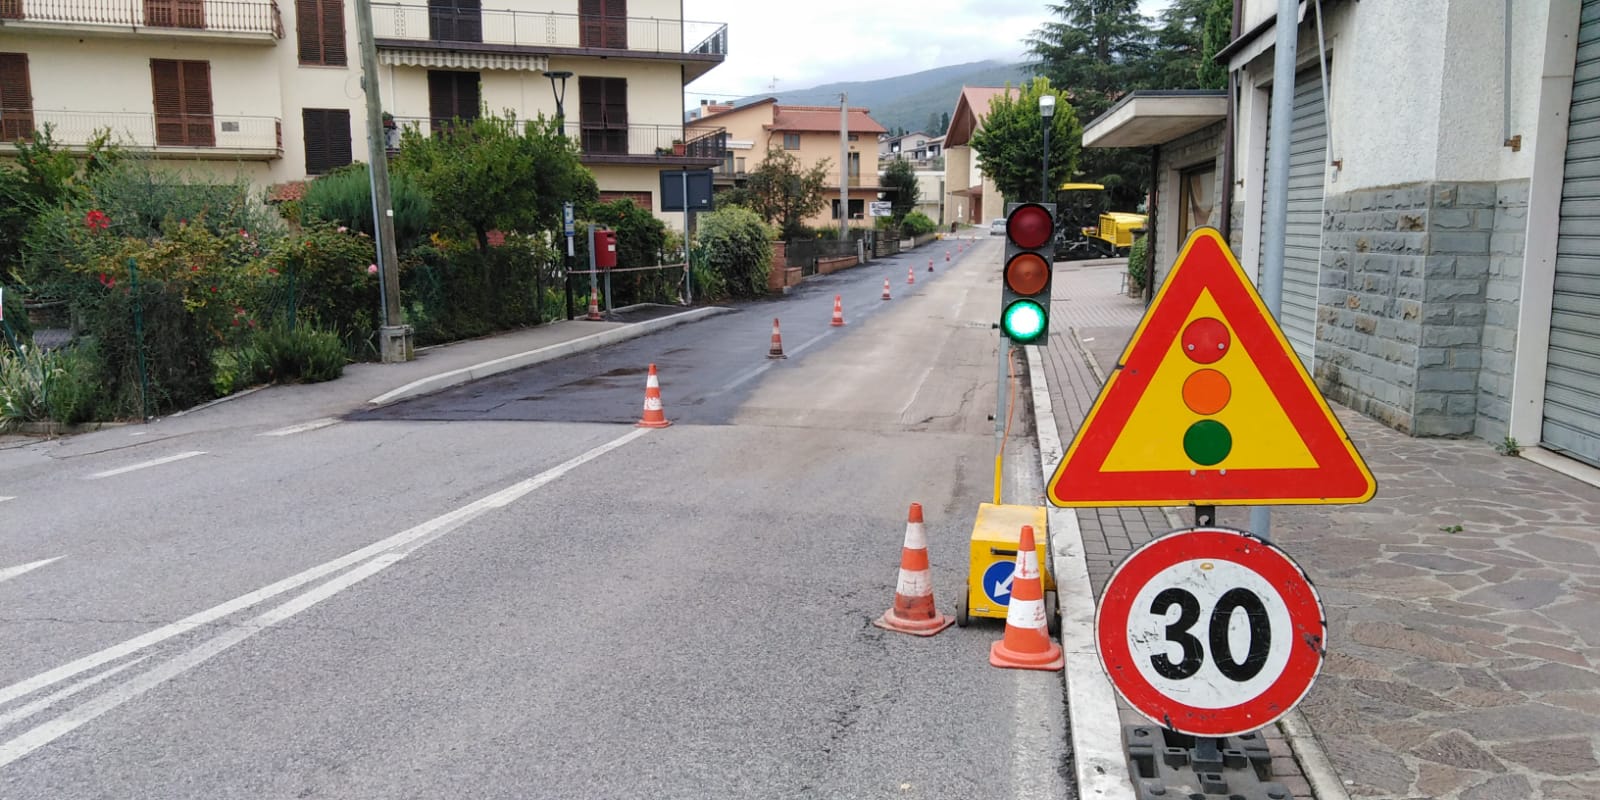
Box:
(0, 0, 729, 215)
(695, 97, 889, 227)
(942, 86, 1015, 227)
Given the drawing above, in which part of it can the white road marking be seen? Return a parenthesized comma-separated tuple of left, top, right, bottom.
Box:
(897, 367, 935, 417)
(0, 427, 652, 715)
(258, 418, 340, 437)
(0, 558, 62, 586)
(0, 657, 150, 733)
(86, 451, 205, 480)
(0, 497, 13, 504)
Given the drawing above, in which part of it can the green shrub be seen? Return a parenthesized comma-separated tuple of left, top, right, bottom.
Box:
(83, 279, 216, 418)
(0, 342, 103, 428)
(265, 221, 380, 351)
(301, 164, 433, 247)
(212, 344, 269, 396)
(697, 207, 773, 300)
(253, 321, 346, 384)
(901, 211, 937, 237)
(1127, 234, 1150, 293)
(0, 345, 47, 427)
(402, 233, 553, 345)
(1, 286, 31, 348)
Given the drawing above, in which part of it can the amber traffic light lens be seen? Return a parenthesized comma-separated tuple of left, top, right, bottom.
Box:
(1005, 253, 1051, 295)
(1006, 204, 1054, 249)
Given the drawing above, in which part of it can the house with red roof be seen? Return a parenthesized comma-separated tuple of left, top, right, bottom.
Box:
(943, 86, 1019, 227)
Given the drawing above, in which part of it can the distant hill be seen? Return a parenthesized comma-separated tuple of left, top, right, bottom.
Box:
(740, 60, 1037, 137)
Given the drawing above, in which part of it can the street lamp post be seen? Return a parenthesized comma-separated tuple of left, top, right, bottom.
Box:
(1039, 94, 1056, 203)
(546, 70, 577, 319)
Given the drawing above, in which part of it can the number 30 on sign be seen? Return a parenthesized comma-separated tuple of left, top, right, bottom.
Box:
(1096, 527, 1326, 738)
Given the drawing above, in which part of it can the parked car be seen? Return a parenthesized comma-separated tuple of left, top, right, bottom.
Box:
(989, 218, 1007, 235)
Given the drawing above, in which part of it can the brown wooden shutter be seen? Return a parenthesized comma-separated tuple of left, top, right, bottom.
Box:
(0, 0, 21, 21)
(601, 0, 625, 49)
(578, 0, 601, 47)
(296, 0, 321, 62)
(0, 53, 32, 142)
(145, 0, 204, 28)
(303, 109, 327, 173)
(319, 0, 346, 65)
(151, 59, 183, 145)
(181, 60, 214, 146)
(428, 71, 478, 131)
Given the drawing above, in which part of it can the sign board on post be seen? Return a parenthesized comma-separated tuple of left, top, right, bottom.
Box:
(563, 201, 575, 256)
(659, 169, 714, 212)
(869, 201, 893, 217)
(1046, 227, 1375, 507)
(1096, 526, 1326, 738)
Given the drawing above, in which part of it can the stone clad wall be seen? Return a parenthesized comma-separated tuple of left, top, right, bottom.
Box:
(1314, 181, 1526, 437)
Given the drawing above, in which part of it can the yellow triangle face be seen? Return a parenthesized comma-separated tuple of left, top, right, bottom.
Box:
(1100, 290, 1317, 473)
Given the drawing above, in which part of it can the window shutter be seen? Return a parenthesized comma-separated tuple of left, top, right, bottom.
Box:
(326, 109, 352, 169)
(457, 72, 478, 120)
(303, 109, 328, 174)
(180, 60, 214, 146)
(0, 0, 21, 21)
(578, 0, 601, 46)
(319, 0, 346, 65)
(0, 53, 32, 142)
(601, 0, 625, 48)
(151, 59, 184, 145)
(296, 0, 320, 62)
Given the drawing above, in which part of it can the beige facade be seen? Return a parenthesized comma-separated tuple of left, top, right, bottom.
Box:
(941, 86, 1015, 227)
(696, 99, 890, 229)
(0, 0, 728, 223)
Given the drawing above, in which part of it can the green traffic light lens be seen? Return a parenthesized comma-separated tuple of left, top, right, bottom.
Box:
(1183, 419, 1233, 466)
(1002, 300, 1047, 343)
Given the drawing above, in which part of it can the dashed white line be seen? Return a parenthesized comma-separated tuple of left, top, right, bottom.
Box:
(258, 418, 340, 437)
(86, 451, 205, 480)
(0, 496, 13, 504)
(0, 656, 150, 733)
(0, 558, 62, 585)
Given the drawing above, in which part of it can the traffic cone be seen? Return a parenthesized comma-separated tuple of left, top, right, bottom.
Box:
(882, 278, 892, 300)
(908, 267, 916, 285)
(636, 364, 671, 428)
(873, 503, 954, 637)
(945, 250, 951, 262)
(990, 525, 1064, 671)
(928, 258, 934, 273)
(767, 318, 787, 359)
(586, 290, 602, 321)
(830, 295, 846, 327)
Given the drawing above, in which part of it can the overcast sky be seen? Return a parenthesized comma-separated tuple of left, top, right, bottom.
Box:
(682, 0, 1173, 106)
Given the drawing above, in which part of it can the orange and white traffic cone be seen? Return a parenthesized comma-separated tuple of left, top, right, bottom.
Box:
(990, 525, 1063, 671)
(882, 278, 892, 300)
(945, 250, 951, 262)
(586, 290, 602, 321)
(908, 267, 916, 285)
(874, 503, 954, 637)
(636, 364, 671, 428)
(767, 318, 787, 359)
(928, 258, 934, 273)
(830, 295, 846, 327)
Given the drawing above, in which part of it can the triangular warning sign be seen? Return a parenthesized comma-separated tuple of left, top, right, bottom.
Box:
(1047, 228, 1375, 507)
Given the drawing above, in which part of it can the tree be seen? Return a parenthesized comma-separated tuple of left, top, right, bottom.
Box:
(740, 148, 832, 239)
(392, 113, 596, 252)
(1149, 0, 1219, 90)
(1028, 0, 1153, 210)
(925, 112, 941, 136)
(882, 159, 920, 222)
(968, 77, 1083, 205)
(939, 111, 950, 135)
(1198, 0, 1233, 90)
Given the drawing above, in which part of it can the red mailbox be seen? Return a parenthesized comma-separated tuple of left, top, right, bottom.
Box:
(593, 228, 618, 269)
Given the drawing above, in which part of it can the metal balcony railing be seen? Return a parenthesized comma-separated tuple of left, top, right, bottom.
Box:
(387, 117, 726, 160)
(0, 111, 282, 153)
(368, 3, 726, 56)
(0, 0, 282, 36)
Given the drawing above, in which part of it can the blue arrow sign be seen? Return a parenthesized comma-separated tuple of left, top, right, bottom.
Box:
(983, 560, 1016, 605)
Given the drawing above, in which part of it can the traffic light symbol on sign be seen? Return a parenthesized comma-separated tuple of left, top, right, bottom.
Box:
(1179, 317, 1232, 466)
(1001, 203, 1055, 345)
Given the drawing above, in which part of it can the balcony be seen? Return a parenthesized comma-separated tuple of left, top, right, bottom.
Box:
(369, 3, 727, 80)
(387, 117, 726, 166)
(0, 0, 283, 41)
(0, 111, 282, 159)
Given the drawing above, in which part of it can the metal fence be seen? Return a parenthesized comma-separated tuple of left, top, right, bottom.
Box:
(0, 0, 282, 35)
(368, 3, 726, 56)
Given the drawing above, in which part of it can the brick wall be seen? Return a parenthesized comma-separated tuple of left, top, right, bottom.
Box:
(1315, 181, 1527, 438)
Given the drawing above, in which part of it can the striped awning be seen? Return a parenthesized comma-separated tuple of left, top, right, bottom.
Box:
(378, 49, 548, 72)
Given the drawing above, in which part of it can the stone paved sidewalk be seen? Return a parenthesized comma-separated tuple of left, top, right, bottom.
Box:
(1038, 260, 1600, 800)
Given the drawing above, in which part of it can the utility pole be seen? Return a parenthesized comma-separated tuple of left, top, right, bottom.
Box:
(354, 0, 410, 362)
(839, 92, 849, 239)
(1251, 0, 1301, 541)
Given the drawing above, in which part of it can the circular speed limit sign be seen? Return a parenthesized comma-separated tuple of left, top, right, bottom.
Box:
(1096, 527, 1326, 737)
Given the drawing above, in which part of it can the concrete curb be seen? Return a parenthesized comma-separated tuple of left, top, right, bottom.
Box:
(1022, 345, 1138, 800)
(367, 306, 733, 406)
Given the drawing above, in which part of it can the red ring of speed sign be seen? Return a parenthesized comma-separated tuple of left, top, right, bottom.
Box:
(1096, 527, 1325, 737)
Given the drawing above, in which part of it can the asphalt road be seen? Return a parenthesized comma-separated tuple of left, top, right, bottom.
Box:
(0, 235, 1075, 799)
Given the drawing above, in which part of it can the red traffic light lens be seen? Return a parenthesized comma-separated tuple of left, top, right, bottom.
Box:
(1006, 204, 1054, 249)
(1005, 252, 1051, 295)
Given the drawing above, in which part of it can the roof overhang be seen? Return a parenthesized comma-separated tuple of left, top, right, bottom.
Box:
(1214, 1, 1310, 70)
(1082, 91, 1227, 149)
(378, 48, 548, 71)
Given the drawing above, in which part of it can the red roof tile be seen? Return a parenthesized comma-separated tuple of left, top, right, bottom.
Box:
(770, 106, 887, 134)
